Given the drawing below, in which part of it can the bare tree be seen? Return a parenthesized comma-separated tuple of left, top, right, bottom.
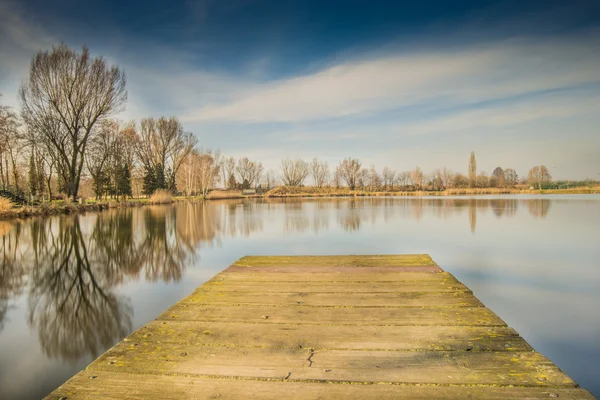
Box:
(396, 171, 409, 188)
(19, 45, 127, 200)
(468, 151, 477, 188)
(432, 169, 444, 191)
(332, 168, 341, 189)
(476, 171, 489, 188)
(220, 156, 236, 189)
(504, 168, 518, 187)
(441, 168, 453, 189)
(236, 157, 263, 189)
(382, 166, 395, 190)
(135, 117, 196, 182)
(453, 173, 468, 188)
(86, 119, 119, 199)
(528, 165, 551, 189)
(410, 166, 424, 190)
(366, 166, 381, 191)
(263, 169, 279, 190)
(336, 158, 362, 189)
(280, 158, 309, 186)
(491, 167, 505, 187)
(0, 98, 24, 192)
(311, 158, 329, 188)
(197, 149, 220, 196)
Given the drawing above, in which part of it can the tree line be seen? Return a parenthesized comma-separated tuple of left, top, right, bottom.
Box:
(0, 45, 568, 202)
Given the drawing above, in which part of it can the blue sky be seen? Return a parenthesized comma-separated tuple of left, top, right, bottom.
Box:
(1, 0, 599, 180)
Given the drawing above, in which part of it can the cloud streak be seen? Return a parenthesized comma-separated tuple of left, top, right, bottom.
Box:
(181, 33, 600, 124)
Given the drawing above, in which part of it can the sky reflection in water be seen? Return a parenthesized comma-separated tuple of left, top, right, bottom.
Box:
(0, 195, 598, 399)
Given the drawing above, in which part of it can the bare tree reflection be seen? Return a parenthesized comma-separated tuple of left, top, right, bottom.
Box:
(490, 199, 518, 218)
(90, 209, 144, 284)
(469, 199, 477, 233)
(338, 200, 361, 232)
(138, 207, 189, 282)
(0, 221, 26, 332)
(28, 216, 133, 363)
(527, 199, 551, 219)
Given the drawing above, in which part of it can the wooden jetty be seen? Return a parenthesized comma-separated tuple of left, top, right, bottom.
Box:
(46, 255, 595, 399)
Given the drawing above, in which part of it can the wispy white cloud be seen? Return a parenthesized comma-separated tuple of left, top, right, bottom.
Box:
(181, 33, 600, 123)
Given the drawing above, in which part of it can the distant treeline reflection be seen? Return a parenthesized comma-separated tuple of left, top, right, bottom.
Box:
(0, 198, 550, 361)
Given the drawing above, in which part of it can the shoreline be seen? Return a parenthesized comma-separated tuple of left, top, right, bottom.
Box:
(1, 187, 598, 222)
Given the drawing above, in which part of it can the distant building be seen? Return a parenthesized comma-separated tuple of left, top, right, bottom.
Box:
(242, 189, 256, 195)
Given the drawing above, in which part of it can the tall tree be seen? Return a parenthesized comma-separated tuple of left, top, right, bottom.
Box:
(236, 157, 263, 188)
(504, 168, 518, 187)
(280, 159, 309, 186)
(528, 165, 552, 189)
(311, 158, 329, 188)
(491, 167, 506, 188)
(0, 97, 24, 193)
(410, 166, 424, 190)
(19, 45, 127, 200)
(134, 117, 196, 193)
(468, 151, 477, 188)
(220, 156, 236, 189)
(336, 158, 362, 190)
(382, 167, 395, 190)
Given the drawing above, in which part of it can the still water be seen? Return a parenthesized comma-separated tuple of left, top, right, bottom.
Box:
(0, 195, 599, 399)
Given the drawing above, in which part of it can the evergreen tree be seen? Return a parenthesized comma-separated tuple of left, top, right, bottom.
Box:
(143, 165, 157, 196)
(116, 164, 132, 198)
(165, 167, 176, 193)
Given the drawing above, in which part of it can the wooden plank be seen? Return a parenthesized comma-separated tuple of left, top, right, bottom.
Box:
(185, 291, 483, 307)
(212, 271, 457, 282)
(201, 280, 472, 293)
(47, 371, 596, 400)
(233, 254, 437, 267)
(224, 265, 443, 273)
(88, 344, 576, 387)
(46, 371, 596, 400)
(123, 321, 533, 351)
(159, 304, 507, 326)
(44, 254, 593, 399)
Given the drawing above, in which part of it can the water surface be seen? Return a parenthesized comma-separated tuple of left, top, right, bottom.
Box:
(0, 195, 599, 398)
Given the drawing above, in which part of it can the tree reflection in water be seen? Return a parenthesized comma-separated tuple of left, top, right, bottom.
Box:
(527, 199, 551, 218)
(0, 221, 25, 332)
(27, 216, 133, 363)
(23, 204, 203, 362)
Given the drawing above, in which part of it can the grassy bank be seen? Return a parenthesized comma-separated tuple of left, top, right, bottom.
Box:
(263, 185, 600, 198)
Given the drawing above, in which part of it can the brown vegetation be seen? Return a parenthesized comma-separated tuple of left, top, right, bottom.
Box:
(149, 189, 174, 205)
(206, 190, 244, 200)
(0, 197, 14, 212)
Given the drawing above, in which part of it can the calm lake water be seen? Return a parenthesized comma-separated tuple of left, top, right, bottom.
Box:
(0, 195, 599, 399)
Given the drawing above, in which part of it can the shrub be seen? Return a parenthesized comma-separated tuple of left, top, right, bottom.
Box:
(0, 197, 15, 212)
(149, 189, 173, 204)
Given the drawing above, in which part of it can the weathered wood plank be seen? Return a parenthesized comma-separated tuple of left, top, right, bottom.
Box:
(46, 371, 596, 400)
(212, 271, 457, 282)
(159, 304, 506, 326)
(124, 321, 532, 351)
(89, 344, 576, 387)
(225, 265, 444, 273)
(201, 280, 472, 293)
(185, 291, 483, 307)
(44, 254, 593, 399)
(47, 372, 595, 400)
(233, 254, 437, 268)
